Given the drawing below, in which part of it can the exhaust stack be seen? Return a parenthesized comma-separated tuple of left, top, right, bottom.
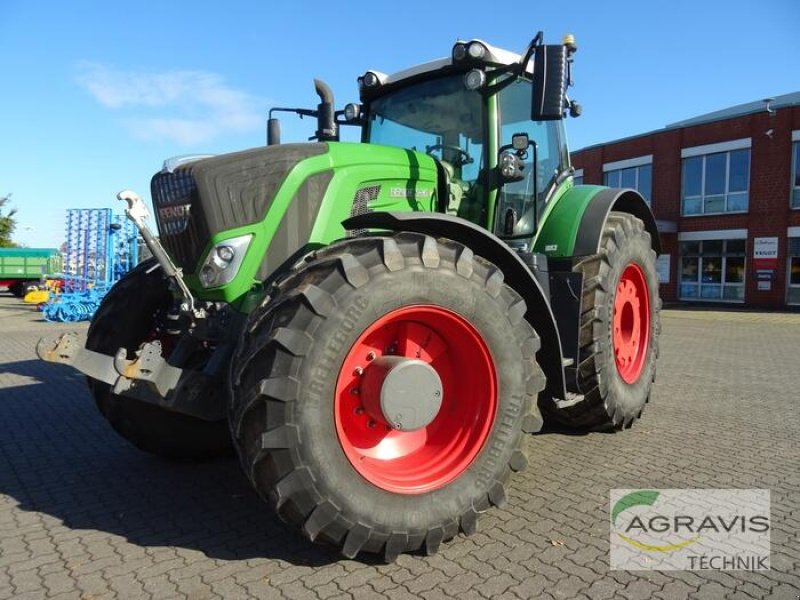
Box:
(314, 79, 338, 142)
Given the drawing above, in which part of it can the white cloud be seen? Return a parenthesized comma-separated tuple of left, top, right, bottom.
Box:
(76, 63, 264, 145)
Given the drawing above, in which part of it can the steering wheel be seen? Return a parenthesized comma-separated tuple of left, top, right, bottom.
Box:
(425, 144, 473, 166)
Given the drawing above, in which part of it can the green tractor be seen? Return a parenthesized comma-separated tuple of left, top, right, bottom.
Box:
(38, 32, 660, 561)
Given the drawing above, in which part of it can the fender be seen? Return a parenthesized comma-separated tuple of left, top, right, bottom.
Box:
(535, 185, 661, 258)
(574, 187, 661, 256)
(343, 211, 569, 405)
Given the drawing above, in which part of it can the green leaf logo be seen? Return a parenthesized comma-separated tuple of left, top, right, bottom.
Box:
(612, 490, 699, 553)
(612, 490, 660, 526)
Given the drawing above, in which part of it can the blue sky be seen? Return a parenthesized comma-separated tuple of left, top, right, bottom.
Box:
(1, 0, 798, 247)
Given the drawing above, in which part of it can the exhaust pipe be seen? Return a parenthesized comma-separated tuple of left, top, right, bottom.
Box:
(267, 117, 281, 146)
(314, 79, 338, 142)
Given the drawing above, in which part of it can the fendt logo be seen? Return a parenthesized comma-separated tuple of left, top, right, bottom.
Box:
(158, 204, 191, 220)
(609, 489, 770, 571)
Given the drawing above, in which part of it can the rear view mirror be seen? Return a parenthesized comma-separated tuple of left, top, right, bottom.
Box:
(532, 45, 567, 121)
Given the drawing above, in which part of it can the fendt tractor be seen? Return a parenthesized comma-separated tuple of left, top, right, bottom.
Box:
(39, 33, 661, 561)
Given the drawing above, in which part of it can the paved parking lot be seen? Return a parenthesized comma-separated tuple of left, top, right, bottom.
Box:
(1, 293, 798, 599)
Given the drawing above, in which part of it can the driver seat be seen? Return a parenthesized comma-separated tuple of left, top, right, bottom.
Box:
(440, 160, 469, 216)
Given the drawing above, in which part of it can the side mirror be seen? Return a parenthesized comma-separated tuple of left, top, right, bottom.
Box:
(532, 44, 567, 121)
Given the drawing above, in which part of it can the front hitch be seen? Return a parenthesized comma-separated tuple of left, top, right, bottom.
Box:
(36, 333, 225, 421)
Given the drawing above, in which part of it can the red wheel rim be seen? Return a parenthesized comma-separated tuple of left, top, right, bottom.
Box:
(612, 263, 650, 384)
(334, 305, 497, 494)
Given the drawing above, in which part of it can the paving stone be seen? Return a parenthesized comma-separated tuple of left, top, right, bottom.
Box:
(1, 296, 799, 600)
(654, 579, 699, 600)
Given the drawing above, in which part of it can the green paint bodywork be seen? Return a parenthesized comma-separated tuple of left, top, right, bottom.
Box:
(532, 184, 607, 257)
(484, 88, 500, 232)
(189, 142, 438, 307)
(184, 138, 613, 310)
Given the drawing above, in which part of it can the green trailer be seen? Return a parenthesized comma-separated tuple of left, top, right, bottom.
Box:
(0, 248, 61, 297)
(39, 32, 661, 561)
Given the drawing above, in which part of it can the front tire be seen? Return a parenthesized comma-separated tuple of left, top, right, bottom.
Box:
(544, 212, 661, 431)
(229, 233, 545, 561)
(86, 260, 232, 460)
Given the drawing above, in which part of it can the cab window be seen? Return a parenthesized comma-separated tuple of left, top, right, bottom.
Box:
(366, 75, 486, 223)
(497, 78, 568, 237)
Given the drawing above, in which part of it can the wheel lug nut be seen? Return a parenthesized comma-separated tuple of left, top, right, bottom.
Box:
(354, 407, 364, 415)
(367, 419, 376, 428)
(350, 387, 359, 395)
(366, 351, 376, 361)
(353, 366, 363, 376)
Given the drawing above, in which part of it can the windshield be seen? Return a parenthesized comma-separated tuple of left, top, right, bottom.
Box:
(366, 75, 485, 224)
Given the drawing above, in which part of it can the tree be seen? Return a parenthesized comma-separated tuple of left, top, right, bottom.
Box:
(0, 193, 18, 248)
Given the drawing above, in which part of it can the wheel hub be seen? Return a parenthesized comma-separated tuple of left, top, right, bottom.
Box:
(334, 304, 497, 494)
(612, 263, 650, 384)
(360, 356, 443, 431)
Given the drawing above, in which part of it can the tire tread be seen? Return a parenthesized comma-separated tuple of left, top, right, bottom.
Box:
(542, 212, 660, 431)
(229, 233, 545, 560)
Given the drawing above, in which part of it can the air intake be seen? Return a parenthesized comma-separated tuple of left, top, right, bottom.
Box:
(347, 185, 380, 236)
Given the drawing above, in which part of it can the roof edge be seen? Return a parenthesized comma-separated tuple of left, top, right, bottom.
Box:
(573, 91, 800, 155)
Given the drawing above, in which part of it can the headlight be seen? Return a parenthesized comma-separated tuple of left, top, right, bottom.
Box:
(216, 245, 235, 262)
(464, 69, 486, 90)
(198, 234, 252, 288)
(452, 42, 467, 61)
(199, 265, 217, 287)
(467, 42, 487, 60)
(501, 154, 514, 177)
(344, 103, 361, 121)
(360, 71, 383, 88)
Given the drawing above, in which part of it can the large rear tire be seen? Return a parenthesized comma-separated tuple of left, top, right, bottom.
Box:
(86, 260, 232, 460)
(543, 212, 660, 431)
(229, 233, 545, 561)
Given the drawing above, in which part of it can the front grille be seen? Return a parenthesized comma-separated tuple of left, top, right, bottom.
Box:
(151, 168, 209, 273)
(151, 169, 195, 235)
(347, 185, 380, 236)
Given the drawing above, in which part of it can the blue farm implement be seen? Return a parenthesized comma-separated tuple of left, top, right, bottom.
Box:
(43, 208, 138, 322)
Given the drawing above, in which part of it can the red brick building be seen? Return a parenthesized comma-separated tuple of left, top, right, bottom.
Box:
(571, 92, 800, 308)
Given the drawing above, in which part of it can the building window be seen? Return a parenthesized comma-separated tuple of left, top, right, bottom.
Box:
(680, 239, 746, 302)
(602, 156, 652, 205)
(682, 149, 750, 215)
(792, 141, 800, 209)
(788, 237, 800, 305)
(604, 164, 652, 204)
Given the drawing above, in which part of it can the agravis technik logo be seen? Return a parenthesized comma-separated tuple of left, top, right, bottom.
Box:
(612, 490, 700, 552)
(609, 489, 770, 570)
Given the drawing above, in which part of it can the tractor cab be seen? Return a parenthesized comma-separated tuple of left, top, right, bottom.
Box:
(354, 35, 579, 245)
